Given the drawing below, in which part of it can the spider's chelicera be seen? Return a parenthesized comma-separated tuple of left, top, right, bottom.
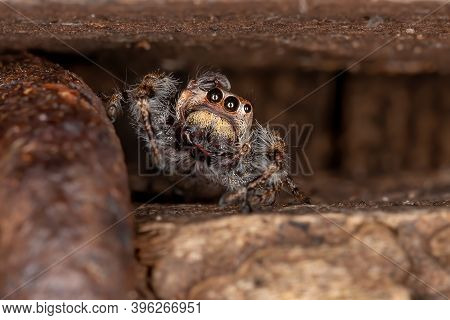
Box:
(107, 71, 309, 211)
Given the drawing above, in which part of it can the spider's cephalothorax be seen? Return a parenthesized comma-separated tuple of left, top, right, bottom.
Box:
(109, 71, 309, 211)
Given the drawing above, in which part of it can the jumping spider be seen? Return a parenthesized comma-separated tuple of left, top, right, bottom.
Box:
(107, 71, 309, 211)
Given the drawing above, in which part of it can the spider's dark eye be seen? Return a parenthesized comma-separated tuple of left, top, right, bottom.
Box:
(224, 96, 239, 112)
(244, 104, 252, 113)
(207, 88, 223, 103)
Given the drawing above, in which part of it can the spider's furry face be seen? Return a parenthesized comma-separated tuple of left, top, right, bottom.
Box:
(175, 77, 253, 155)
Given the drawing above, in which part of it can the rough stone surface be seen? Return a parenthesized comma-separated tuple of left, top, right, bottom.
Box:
(135, 204, 450, 299)
(0, 1, 448, 73)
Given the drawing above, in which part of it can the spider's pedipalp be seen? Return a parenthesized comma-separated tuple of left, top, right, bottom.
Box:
(105, 91, 124, 123)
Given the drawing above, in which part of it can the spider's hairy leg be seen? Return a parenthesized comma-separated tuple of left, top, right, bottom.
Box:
(220, 123, 309, 211)
(243, 164, 281, 210)
(285, 174, 311, 204)
(128, 72, 178, 167)
(219, 163, 279, 212)
(190, 71, 231, 91)
(252, 126, 310, 205)
(218, 187, 249, 211)
(245, 163, 280, 211)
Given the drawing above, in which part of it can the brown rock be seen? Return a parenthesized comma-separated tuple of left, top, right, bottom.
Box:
(136, 205, 449, 299)
(0, 54, 133, 299)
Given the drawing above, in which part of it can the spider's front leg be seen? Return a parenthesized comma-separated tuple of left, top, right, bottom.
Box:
(245, 155, 310, 209)
(128, 73, 163, 165)
(192, 71, 231, 92)
(220, 124, 310, 211)
(126, 73, 179, 169)
(105, 72, 180, 172)
(220, 164, 280, 212)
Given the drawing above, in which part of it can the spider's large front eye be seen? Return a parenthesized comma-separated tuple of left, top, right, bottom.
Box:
(207, 88, 223, 103)
(224, 96, 239, 112)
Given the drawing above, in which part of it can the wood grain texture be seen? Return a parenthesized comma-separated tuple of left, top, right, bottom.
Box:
(135, 204, 450, 299)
